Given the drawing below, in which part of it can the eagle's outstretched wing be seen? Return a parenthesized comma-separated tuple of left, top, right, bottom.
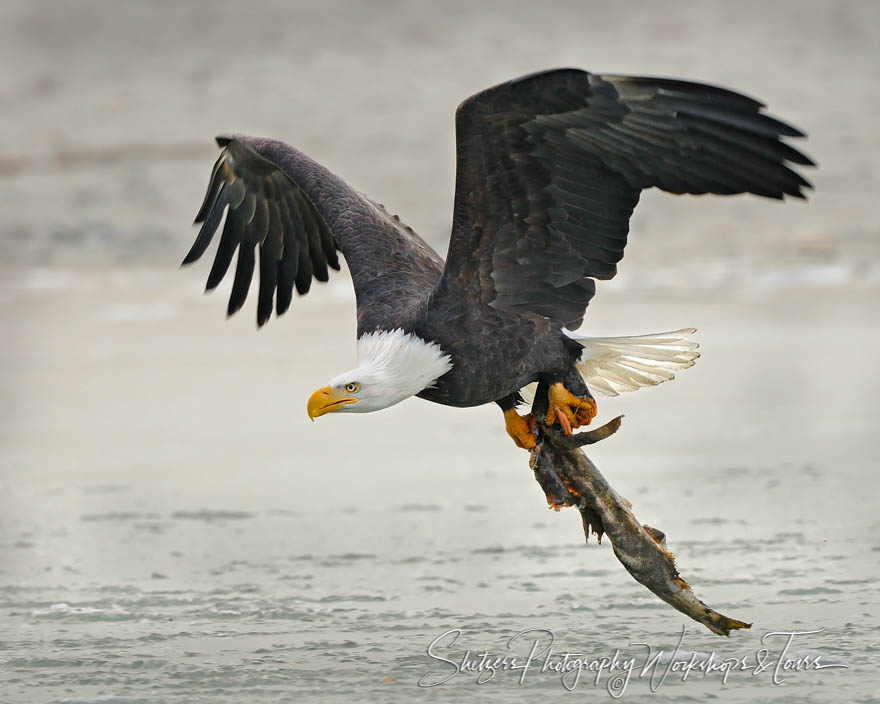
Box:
(440, 69, 815, 329)
(183, 135, 444, 331)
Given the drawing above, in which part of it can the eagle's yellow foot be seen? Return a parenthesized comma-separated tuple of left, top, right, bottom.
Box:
(545, 382, 597, 436)
(503, 408, 537, 450)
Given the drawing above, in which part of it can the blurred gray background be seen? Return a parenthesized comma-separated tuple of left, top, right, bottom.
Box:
(1, 1, 878, 702)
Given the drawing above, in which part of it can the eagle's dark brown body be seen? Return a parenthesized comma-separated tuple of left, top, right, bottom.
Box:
(409, 281, 584, 407)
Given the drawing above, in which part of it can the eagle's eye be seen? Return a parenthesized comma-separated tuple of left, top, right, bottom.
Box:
(345, 382, 359, 394)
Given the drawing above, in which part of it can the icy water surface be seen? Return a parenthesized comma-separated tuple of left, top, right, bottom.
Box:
(1, 275, 878, 702)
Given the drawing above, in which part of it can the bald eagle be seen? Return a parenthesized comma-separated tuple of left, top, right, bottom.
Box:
(182, 69, 813, 448)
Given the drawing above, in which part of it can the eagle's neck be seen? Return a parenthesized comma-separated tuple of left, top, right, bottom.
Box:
(350, 329, 453, 409)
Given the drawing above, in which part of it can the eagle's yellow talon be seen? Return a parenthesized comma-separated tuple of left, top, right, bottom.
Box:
(575, 397, 597, 425)
(546, 382, 596, 435)
(503, 408, 537, 449)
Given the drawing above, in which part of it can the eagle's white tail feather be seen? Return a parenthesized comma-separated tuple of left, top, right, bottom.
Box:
(520, 328, 699, 403)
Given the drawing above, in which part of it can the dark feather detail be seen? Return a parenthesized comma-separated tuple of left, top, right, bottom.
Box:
(184, 135, 444, 329)
(229, 235, 255, 315)
(438, 68, 815, 329)
(206, 205, 243, 290)
(182, 180, 229, 265)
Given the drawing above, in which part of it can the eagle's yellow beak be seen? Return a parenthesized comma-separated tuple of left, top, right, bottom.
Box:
(307, 386, 357, 420)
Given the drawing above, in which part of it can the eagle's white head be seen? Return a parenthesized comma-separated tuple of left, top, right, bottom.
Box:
(306, 329, 453, 420)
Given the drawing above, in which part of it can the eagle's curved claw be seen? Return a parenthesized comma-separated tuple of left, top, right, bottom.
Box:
(545, 382, 597, 435)
(504, 408, 537, 450)
(555, 407, 572, 435)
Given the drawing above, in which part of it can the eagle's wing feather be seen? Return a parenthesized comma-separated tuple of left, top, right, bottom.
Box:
(440, 69, 814, 329)
(184, 135, 444, 330)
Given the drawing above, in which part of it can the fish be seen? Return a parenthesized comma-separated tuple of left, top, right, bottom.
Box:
(528, 410, 750, 637)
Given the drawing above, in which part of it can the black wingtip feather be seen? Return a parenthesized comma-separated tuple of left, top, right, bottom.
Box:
(183, 183, 229, 266)
(206, 208, 242, 290)
(257, 231, 280, 328)
(194, 153, 228, 224)
(228, 242, 255, 316)
(275, 262, 294, 316)
(295, 245, 313, 295)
